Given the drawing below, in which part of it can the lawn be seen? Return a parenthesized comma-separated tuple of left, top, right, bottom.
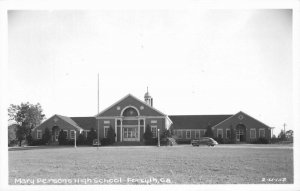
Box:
(9, 144, 293, 184)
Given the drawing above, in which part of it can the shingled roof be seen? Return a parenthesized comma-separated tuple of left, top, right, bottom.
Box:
(71, 117, 96, 131)
(169, 115, 233, 130)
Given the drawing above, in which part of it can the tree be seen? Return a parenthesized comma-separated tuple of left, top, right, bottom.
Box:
(278, 130, 286, 141)
(107, 126, 116, 144)
(204, 124, 214, 138)
(58, 130, 67, 145)
(15, 124, 25, 146)
(42, 127, 51, 145)
(8, 102, 45, 146)
(77, 132, 86, 145)
(286, 130, 293, 140)
(143, 125, 153, 145)
(161, 128, 172, 139)
(86, 128, 97, 145)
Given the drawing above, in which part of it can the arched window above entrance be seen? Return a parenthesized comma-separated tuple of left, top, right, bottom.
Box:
(122, 107, 139, 117)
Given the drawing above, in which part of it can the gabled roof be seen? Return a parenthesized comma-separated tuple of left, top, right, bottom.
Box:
(56, 115, 83, 131)
(32, 114, 84, 131)
(71, 117, 96, 131)
(96, 94, 167, 117)
(211, 111, 271, 129)
(169, 115, 232, 130)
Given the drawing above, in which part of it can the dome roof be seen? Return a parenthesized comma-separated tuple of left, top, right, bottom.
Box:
(144, 92, 151, 98)
(144, 87, 151, 98)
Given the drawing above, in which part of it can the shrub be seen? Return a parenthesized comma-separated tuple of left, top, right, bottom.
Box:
(87, 128, 97, 145)
(100, 138, 111, 146)
(143, 125, 153, 145)
(214, 136, 224, 144)
(251, 137, 269, 144)
(42, 127, 51, 145)
(176, 139, 191, 144)
(26, 134, 33, 145)
(8, 140, 18, 147)
(30, 139, 45, 146)
(106, 126, 116, 144)
(58, 130, 67, 145)
(77, 133, 86, 145)
(204, 125, 214, 138)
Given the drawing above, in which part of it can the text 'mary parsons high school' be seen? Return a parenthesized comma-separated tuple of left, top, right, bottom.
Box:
(32, 90, 272, 144)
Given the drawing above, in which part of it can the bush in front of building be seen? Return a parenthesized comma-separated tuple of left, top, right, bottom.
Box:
(176, 139, 191, 144)
(143, 125, 154, 145)
(204, 125, 214, 138)
(250, 137, 269, 144)
(107, 126, 116, 144)
(58, 130, 67, 145)
(100, 138, 111, 146)
(8, 139, 19, 147)
(30, 139, 46, 146)
(77, 132, 86, 145)
(214, 135, 224, 144)
(26, 134, 33, 146)
(42, 127, 51, 145)
(86, 128, 97, 145)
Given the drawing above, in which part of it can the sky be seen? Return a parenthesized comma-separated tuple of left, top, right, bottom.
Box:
(7, 9, 292, 136)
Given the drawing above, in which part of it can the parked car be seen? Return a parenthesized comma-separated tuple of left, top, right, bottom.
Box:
(191, 137, 218, 147)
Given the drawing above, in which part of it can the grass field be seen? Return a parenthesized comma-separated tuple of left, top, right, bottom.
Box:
(9, 144, 293, 184)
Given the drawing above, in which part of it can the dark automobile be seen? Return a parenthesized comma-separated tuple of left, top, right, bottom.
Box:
(191, 137, 218, 147)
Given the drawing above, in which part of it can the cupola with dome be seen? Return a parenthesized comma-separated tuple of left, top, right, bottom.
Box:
(144, 87, 153, 107)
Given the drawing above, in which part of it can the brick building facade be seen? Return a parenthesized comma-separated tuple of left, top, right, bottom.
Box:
(32, 90, 272, 144)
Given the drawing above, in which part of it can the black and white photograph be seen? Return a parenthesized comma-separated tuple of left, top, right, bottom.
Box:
(0, 0, 299, 190)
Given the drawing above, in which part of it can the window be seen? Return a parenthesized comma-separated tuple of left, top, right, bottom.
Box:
(226, 129, 231, 139)
(259, 129, 265, 138)
(200, 129, 206, 137)
(70, 130, 75, 139)
(104, 120, 110, 124)
(139, 119, 144, 125)
(37, 130, 42, 139)
(177, 130, 182, 138)
(117, 120, 121, 125)
(250, 129, 256, 139)
(186, 130, 191, 139)
(217, 129, 223, 138)
(151, 126, 157, 138)
(151, 120, 157, 124)
(195, 130, 200, 139)
(64, 130, 68, 139)
(104, 126, 109, 138)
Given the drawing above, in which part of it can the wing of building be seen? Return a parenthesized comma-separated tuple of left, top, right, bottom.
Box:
(32, 90, 272, 145)
(170, 111, 272, 143)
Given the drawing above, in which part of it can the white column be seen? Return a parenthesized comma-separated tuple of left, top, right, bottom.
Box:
(120, 120, 123, 142)
(138, 120, 140, 142)
(143, 118, 146, 133)
(115, 119, 117, 142)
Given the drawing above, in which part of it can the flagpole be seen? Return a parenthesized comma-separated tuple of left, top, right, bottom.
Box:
(97, 73, 100, 148)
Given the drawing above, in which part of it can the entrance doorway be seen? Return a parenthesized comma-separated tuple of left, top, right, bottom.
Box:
(123, 126, 139, 141)
(52, 126, 60, 142)
(236, 124, 246, 142)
